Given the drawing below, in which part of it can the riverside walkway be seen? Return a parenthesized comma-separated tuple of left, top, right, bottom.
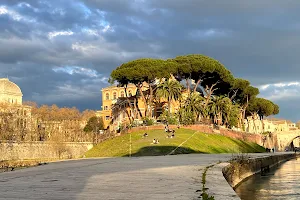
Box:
(0, 153, 291, 200)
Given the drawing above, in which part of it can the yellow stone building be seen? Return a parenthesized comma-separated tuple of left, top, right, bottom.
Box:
(97, 83, 181, 130)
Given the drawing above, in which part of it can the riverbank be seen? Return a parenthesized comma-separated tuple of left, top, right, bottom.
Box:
(204, 153, 298, 200)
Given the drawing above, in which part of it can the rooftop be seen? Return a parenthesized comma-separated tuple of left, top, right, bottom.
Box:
(0, 78, 22, 96)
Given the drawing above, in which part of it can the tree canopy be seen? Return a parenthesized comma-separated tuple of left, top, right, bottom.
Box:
(109, 54, 279, 128)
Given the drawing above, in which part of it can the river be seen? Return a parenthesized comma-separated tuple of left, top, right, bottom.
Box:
(235, 157, 300, 200)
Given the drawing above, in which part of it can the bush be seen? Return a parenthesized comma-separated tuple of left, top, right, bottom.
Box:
(158, 111, 178, 125)
(142, 117, 154, 126)
(178, 111, 195, 125)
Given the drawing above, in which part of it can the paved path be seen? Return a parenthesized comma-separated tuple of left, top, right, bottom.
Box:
(0, 153, 288, 200)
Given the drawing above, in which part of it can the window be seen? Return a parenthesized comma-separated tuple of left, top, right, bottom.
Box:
(113, 92, 117, 99)
(121, 91, 125, 97)
(105, 116, 110, 121)
(24, 110, 27, 116)
(106, 93, 109, 100)
(104, 106, 108, 110)
(129, 90, 132, 97)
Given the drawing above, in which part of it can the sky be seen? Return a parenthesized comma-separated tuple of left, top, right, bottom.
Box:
(1, 0, 300, 121)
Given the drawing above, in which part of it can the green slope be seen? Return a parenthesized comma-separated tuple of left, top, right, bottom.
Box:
(85, 129, 265, 157)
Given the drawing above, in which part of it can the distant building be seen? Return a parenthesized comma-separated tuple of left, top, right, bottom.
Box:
(0, 78, 23, 105)
(243, 115, 297, 133)
(0, 78, 32, 137)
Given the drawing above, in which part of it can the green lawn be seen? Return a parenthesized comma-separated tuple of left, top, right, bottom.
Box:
(84, 129, 266, 157)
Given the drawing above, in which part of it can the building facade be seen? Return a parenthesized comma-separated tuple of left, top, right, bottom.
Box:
(97, 83, 139, 129)
(97, 83, 181, 130)
(242, 115, 297, 134)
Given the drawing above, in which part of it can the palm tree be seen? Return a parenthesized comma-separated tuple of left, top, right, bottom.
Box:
(156, 79, 183, 115)
(181, 92, 205, 122)
(210, 96, 231, 126)
(207, 99, 217, 124)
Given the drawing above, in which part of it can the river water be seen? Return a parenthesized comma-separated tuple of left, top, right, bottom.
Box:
(235, 158, 300, 200)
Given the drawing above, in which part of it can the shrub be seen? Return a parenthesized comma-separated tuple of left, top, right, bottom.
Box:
(158, 110, 178, 125)
(142, 117, 154, 126)
(178, 111, 195, 125)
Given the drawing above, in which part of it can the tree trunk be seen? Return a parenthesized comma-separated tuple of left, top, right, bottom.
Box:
(148, 83, 154, 118)
(193, 79, 202, 92)
(204, 82, 219, 109)
(168, 97, 171, 116)
(252, 112, 258, 133)
(124, 86, 135, 122)
(186, 79, 190, 93)
(133, 98, 138, 119)
(136, 84, 148, 118)
(240, 96, 249, 131)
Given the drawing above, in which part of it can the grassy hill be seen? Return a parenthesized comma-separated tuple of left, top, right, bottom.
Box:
(84, 129, 265, 157)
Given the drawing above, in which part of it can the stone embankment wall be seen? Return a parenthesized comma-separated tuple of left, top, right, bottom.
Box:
(205, 153, 297, 200)
(128, 124, 262, 145)
(0, 141, 94, 161)
(223, 154, 296, 188)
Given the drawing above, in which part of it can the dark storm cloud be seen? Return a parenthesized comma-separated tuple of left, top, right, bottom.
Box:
(1, 0, 300, 120)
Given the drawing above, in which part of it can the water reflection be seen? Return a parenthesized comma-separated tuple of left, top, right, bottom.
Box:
(235, 158, 300, 200)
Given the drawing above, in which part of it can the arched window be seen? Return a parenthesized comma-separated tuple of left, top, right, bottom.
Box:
(106, 93, 109, 100)
(129, 90, 132, 97)
(113, 92, 117, 99)
(121, 91, 125, 97)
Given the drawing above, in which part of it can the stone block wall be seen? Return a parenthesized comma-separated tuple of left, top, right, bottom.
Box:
(0, 141, 93, 161)
(222, 153, 297, 188)
(219, 128, 262, 145)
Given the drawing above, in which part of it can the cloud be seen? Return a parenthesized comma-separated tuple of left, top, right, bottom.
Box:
(258, 81, 300, 101)
(48, 30, 74, 39)
(52, 66, 109, 79)
(2, 0, 300, 121)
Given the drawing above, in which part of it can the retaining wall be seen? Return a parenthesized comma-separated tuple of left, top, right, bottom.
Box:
(206, 153, 297, 200)
(0, 141, 94, 161)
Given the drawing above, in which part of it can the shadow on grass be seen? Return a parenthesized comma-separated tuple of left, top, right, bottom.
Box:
(123, 146, 205, 157)
(229, 138, 266, 153)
